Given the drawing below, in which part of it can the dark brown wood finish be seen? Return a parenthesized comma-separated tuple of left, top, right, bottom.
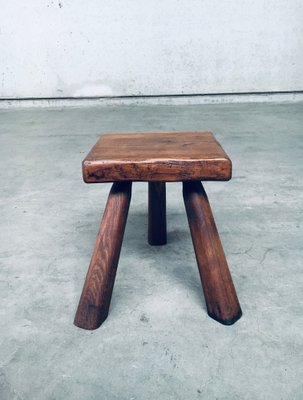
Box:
(183, 181, 242, 325)
(75, 132, 242, 329)
(148, 182, 167, 245)
(74, 181, 132, 330)
(83, 131, 231, 183)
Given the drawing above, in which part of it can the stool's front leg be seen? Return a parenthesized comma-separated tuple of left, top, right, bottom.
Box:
(74, 181, 132, 330)
(183, 181, 242, 325)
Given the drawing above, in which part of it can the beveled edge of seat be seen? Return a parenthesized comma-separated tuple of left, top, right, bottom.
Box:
(82, 158, 232, 183)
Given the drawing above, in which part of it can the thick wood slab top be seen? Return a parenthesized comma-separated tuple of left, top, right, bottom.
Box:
(83, 131, 232, 182)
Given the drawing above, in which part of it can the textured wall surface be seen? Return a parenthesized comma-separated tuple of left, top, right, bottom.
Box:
(1, 0, 303, 98)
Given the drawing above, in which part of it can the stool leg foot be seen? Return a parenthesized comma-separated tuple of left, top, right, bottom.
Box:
(183, 181, 242, 325)
(148, 182, 167, 245)
(74, 181, 132, 330)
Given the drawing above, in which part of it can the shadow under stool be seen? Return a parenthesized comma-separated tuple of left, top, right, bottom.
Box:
(74, 131, 242, 330)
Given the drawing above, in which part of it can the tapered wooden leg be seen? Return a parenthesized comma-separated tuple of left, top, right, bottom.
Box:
(183, 181, 242, 325)
(74, 181, 132, 330)
(148, 182, 167, 245)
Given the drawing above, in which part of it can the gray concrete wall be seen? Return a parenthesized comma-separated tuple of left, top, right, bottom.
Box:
(1, 0, 303, 98)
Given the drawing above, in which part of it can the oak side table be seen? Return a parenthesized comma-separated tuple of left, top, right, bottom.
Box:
(74, 131, 242, 330)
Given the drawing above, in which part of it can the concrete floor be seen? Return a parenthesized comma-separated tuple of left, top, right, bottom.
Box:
(0, 102, 303, 399)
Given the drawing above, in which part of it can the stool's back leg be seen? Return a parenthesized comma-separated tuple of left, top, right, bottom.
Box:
(74, 181, 132, 330)
(148, 182, 167, 245)
(183, 181, 242, 325)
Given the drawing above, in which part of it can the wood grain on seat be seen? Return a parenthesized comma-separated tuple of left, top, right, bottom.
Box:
(82, 131, 232, 182)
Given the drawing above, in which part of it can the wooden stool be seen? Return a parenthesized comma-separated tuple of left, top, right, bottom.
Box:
(74, 131, 242, 330)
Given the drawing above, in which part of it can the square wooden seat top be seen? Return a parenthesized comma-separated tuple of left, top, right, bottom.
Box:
(83, 131, 232, 183)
